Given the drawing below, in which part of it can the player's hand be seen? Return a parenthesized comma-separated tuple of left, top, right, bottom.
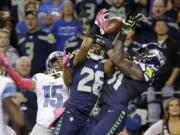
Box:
(95, 9, 109, 34)
(16, 92, 27, 104)
(122, 14, 142, 34)
(63, 51, 70, 68)
(0, 52, 9, 68)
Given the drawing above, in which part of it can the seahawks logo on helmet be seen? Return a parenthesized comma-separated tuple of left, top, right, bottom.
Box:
(141, 43, 166, 71)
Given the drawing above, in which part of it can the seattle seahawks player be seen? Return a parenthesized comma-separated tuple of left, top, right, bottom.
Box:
(90, 15, 166, 135)
(0, 51, 69, 135)
(0, 76, 29, 135)
(53, 10, 113, 135)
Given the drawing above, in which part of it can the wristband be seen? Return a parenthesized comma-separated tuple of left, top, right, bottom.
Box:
(117, 31, 127, 43)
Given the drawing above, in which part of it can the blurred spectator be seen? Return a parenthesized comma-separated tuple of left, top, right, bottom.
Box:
(147, 18, 180, 124)
(108, 0, 126, 19)
(16, 1, 39, 37)
(50, 0, 82, 51)
(15, 56, 37, 130)
(0, 28, 8, 76)
(0, 20, 19, 67)
(144, 97, 180, 135)
(151, 0, 166, 18)
(152, 0, 179, 30)
(18, 11, 56, 76)
(165, 0, 180, 21)
(64, 33, 85, 53)
(75, 0, 105, 30)
(11, 0, 37, 22)
(177, 10, 180, 29)
(134, 0, 150, 16)
(0, 7, 19, 48)
(38, 0, 62, 30)
(138, 0, 180, 43)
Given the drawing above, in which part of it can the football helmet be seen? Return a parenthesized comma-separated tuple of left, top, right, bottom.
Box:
(136, 43, 166, 71)
(46, 51, 63, 77)
(88, 35, 106, 61)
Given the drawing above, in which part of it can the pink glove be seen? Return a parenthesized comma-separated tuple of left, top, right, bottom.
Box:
(49, 107, 65, 128)
(63, 51, 70, 68)
(0, 53, 9, 67)
(95, 9, 109, 34)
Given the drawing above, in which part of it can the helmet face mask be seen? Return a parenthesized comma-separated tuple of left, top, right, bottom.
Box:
(88, 35, 106, 61)
(46, 51, 63, 77)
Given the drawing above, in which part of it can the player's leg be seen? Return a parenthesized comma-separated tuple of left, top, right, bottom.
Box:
(85, 104, 110, 135)
(77, 116, 97, 135)
(54, 108, 87, 135)
(30, 124, 54, 135)
(91, 105, 127, 135)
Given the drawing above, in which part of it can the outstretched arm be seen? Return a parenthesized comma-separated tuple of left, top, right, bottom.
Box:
(0, 53, 35, 90)
(73, 9, 108, 66)
(73, 37, 93, 66)
(111, 39, 142, 80)
(110, 15, 143, 80)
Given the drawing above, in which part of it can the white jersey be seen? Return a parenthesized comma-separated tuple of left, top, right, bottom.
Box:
(32, 72, 69, 128)
(0, 76, 16, 135)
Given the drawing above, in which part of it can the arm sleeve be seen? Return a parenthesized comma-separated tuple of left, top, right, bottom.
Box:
(6, 66, 34, 90)
(2, 83, 16, 99)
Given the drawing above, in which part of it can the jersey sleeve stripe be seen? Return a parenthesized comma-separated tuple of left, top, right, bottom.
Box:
(2, 84, 16, 99)
(38, 35, 55, 44)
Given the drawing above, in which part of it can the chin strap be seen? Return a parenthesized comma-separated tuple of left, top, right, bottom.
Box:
(49, 71, 63, 78)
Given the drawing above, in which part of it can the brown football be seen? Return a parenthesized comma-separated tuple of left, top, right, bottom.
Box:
(103, 17, 124, 35)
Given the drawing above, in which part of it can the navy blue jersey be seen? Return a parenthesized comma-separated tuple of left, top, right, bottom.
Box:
(65, 56, 105, 115)
(18, 30, 56, 76)
(102, 63, 154, 107)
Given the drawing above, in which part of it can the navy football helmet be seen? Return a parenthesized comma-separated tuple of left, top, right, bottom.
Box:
(46, 51, 64, 76)
(136, 43, 166, 71)
(88, 35, 106, 61)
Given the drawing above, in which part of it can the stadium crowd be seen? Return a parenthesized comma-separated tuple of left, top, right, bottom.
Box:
(0, 0, 180, 135)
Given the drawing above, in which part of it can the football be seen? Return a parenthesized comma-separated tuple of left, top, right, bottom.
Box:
(103, 17, 124, 35)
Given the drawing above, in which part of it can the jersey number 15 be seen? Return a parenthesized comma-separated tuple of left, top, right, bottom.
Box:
(43, 85, 63, 108)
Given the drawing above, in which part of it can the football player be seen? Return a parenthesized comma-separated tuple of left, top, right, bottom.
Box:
(0, 76, 28, 135)
(90, 14, 166, 135)
(0, 51, 69, 135)
(53, 9, 113, 135)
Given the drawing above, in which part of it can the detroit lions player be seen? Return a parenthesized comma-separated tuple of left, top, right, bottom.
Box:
(0, 51, 69, 135)
(53, 10, 113, 135)
(90, 15, 166, 135)
(0, 76, 28, 135)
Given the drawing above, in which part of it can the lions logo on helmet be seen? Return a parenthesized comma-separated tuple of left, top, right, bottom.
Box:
(46, 51, 64, 77)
